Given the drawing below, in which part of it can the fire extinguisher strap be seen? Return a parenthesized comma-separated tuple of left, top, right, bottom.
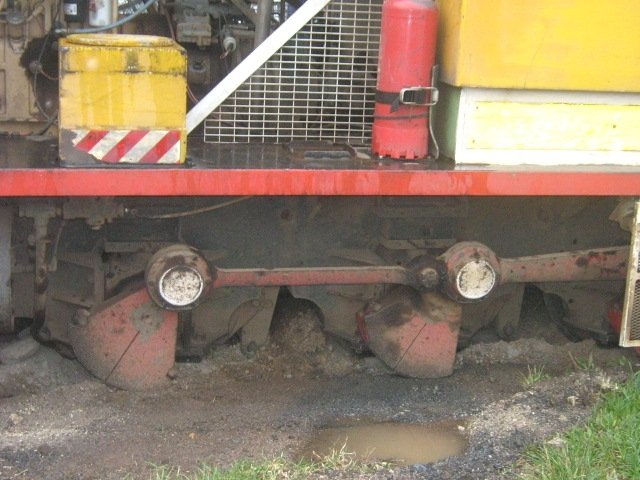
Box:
(376, 87, 439, 113)
(375, 90, 403, 112)
(373, 112, 429, 120)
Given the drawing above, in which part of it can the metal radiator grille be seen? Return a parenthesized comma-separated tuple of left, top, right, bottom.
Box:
(204, 0, 382, 144)
(621, 199, 640, 346)
(630, 280, 640, 341)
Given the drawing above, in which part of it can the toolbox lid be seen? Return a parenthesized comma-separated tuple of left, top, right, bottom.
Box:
(65, 34, 176, 48)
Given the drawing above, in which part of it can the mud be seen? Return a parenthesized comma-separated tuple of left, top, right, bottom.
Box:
(299, 420, 468, 466)
(457, 337, 623, 371)
(0, 309, 637, 480)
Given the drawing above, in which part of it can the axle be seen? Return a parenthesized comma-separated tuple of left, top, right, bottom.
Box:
(144, 243, 629, 310)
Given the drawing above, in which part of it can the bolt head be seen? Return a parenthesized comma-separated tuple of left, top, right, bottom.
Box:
(71, 309, 90, 327)
(419, 267, 439, 287)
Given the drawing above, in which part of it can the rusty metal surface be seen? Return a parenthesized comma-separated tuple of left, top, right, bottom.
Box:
(500, 247, 628, 284)
(69, 287, 178, 390)
(18, 205, 58, 339)
(212, 265, 426, 290)
(440, 242, 501, 302)
(142, 243, 628, 309)
(436, 243, 629, 302)
(146, 245, 213, 310)
(359, 287, 461, 378)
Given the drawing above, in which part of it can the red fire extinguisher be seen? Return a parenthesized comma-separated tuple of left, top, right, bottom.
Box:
(372, 0, 438, 160)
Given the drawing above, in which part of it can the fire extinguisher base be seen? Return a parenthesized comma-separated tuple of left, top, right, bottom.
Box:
(372, 119, 430, 160)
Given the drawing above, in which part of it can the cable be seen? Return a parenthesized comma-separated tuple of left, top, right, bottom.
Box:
(129, 196, 253, 219)
(36, 113, 58, 135)
(427, 64, 440, 160)
(163, 9, 200, 104)
(35, 64, 57, 81)
(32, 3, 59, 121)
(55, 0, 159, 35)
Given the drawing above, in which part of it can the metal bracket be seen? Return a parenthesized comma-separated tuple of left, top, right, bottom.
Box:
(428, 64, 440, 159)
(399, 86, 439, 106)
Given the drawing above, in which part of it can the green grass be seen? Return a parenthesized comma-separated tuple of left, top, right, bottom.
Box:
(140, 445, 388, 480)
(521, 365, 550, 387)
(148, 459, 314, 480)
(571, 352, 596, 371)
(520, 372, 640, 480)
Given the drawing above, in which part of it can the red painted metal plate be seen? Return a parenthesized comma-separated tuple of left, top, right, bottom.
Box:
(361, 289, 462, 378)
(1, 167, 640, 197)
(69, 288, 178, 390)
(2, 139, 640, 197)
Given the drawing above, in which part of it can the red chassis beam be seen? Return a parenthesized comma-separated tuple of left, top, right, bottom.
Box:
(1, 167, 640, 197)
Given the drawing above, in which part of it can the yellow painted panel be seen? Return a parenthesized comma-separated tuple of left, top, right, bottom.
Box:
(61, 43, 186, 74)
(59, 34, 186, 129)
(60, 73, 186, 129)
(465, 102, 640, 151)
(437, 0, 640, 92)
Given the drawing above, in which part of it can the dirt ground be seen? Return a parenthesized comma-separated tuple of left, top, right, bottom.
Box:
(0, 299, 636, 480)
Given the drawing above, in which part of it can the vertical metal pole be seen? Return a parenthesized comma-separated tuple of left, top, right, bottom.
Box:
(33, 213, 51, 338)
(253, 0, 275, 48)
(0, 207, 13, 334)
(20, 204, 57, 339)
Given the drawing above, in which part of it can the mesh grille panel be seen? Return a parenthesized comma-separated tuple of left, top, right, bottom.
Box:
(630, 280, 640, 341)
(621, 201, 640, 347)
(204, 0, 382, 144)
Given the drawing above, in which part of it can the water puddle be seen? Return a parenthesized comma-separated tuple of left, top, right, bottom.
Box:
(299, 419, 468, 466)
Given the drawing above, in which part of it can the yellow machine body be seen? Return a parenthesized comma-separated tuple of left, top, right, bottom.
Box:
(437, 0, 640, 92)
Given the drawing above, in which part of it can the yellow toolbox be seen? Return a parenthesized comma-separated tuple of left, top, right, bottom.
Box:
(436, 0, 640, 92)
(59, 34, 187, 165)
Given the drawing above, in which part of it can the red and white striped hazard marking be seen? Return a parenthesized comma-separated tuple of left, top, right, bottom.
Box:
(71, 129, 182, 164)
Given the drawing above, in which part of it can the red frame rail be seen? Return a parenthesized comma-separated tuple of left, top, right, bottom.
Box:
(0, 167, 640, 197)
